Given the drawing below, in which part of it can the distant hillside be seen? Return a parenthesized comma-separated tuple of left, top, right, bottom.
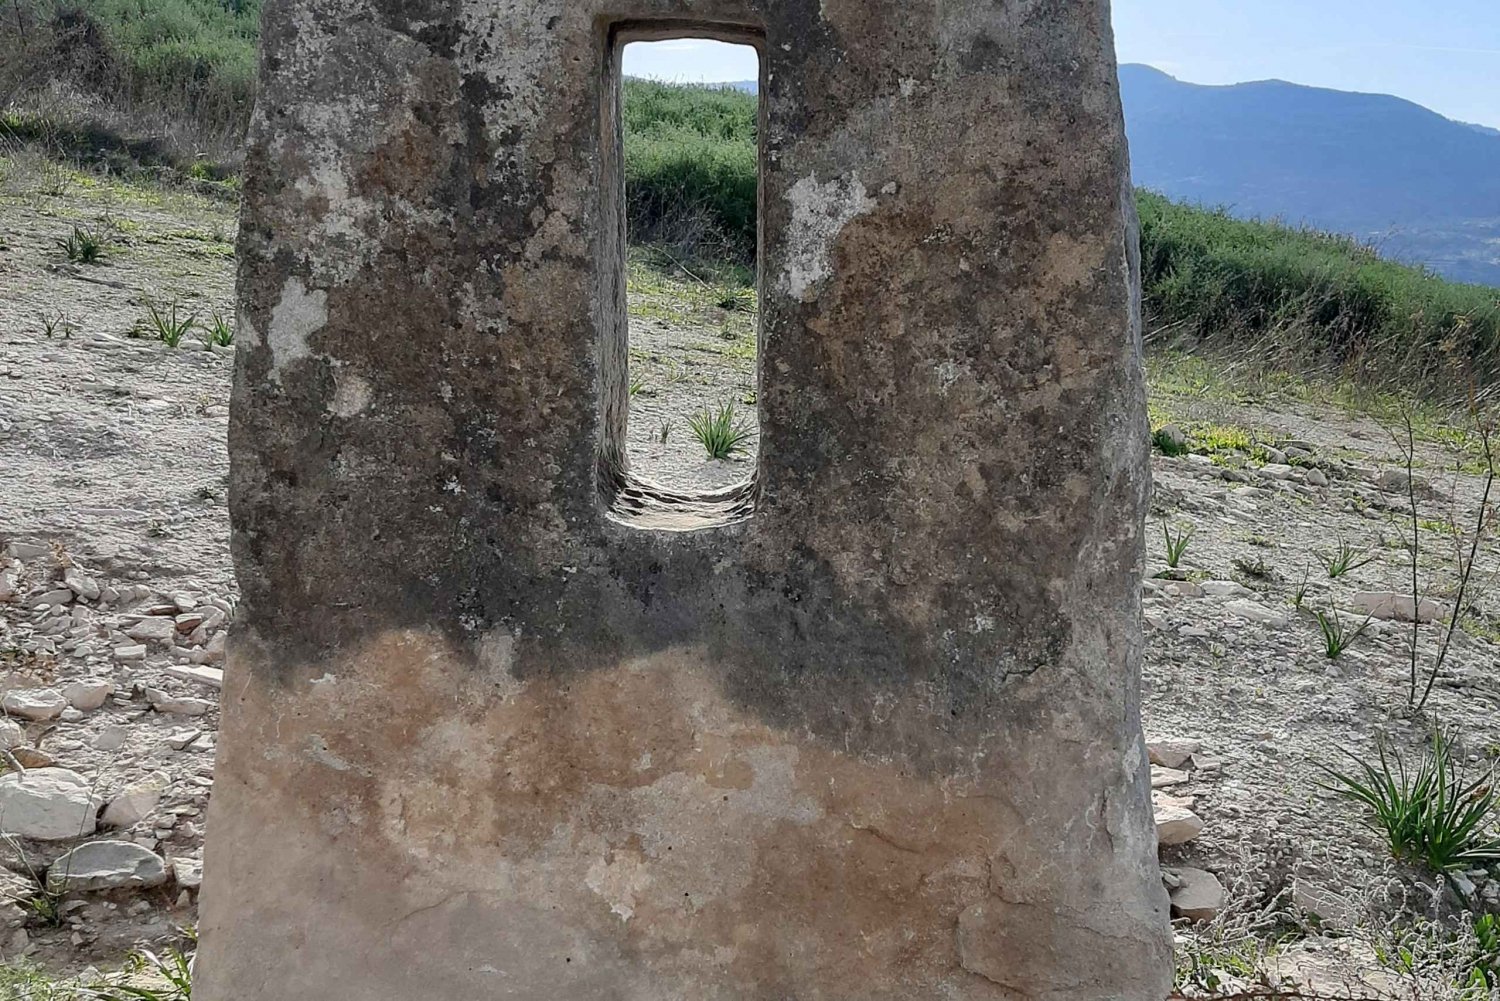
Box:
(1119, 64, 1500, 285)
(731, 67, 1500, 285)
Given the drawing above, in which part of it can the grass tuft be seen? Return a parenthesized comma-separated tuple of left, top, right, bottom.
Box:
(1161, 520, 1194, 569)
(196, 311, 233, 348)
(1317, 535, 1375, 578)
(137, 300, 197, 347)
(687, 402, 754, 460)
(1322, 729, 1500, 876)
(59, 224, 107, 263)
(1315, 606, 1370, 658)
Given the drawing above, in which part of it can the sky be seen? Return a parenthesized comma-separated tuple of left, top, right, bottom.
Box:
(621, 0, 1500, 128)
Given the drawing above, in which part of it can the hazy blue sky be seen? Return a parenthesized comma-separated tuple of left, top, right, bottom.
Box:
(621, 0, 1500, 128)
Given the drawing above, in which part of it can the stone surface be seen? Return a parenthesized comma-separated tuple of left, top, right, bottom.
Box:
(46, 840, 169, 892)
(102, 771, 171, 829)
(1147, 739, 1200, 769)
(1167, 867, 1224, 921)
(1, 688, 66, 721)
(0, 769, 101, 840)
(1349, 591, 1446, 623)
(1154, 803, 1205, 846)
(62, 679, 115, 712)
(196, 3, 1170, 999)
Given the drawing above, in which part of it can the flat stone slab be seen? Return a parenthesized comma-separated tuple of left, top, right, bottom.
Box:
(1168, 867, 1224, 921)
(47, 840, 169, 892)
(0, 768, 100, 840)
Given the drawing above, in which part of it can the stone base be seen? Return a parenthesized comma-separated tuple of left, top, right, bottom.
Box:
(197, 630, 1171, 1000)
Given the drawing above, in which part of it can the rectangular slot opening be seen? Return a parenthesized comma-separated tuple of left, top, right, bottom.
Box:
(598, 25, 764, 531)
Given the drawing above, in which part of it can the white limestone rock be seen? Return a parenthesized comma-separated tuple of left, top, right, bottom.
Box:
(0, 769, 101, 840)
(62, 679, 115, 712)
(101, 771, 171, 829)
(0, 688, 66, 722)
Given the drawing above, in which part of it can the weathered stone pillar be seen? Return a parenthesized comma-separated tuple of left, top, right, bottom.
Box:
(196, 0, 1171, 997)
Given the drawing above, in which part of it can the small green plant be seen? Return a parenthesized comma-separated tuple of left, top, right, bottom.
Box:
(687, 403, 754, 460)
(1317, 535, 1375, 578)
(658, 420, 671, 444)
(1292, 564, 1311, 608)
(23, 891, 64, 928)
(1231, 554, 1275, 582)
(1161, 520, 1194, 569)
(715, 285, 755, 312)
(39, 310, 73, 339)
(628, 376, 647, 397)
(197, 312, 234, 348)
(1315, 606, 1369, 658)
(140, 301, 198, 348)
(1151, 425, 1190, 457)
(96, 945, 195, 1000)
(1473, 914, 1500, 992)
(58, 225, 107, 264)
(1322, 729, 1500, 875)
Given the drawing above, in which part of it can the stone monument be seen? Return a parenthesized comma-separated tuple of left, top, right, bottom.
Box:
(196, 0, 1172, 996)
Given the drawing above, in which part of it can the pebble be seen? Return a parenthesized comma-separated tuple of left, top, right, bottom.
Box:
(1150, 766, 1189, 788)
(1224, 599, 1291, 627)
(1154, 801, 1205, 846)
(145, 689, 212, 716)
(1148, 739, 1200, 769)
(172, 856, 204, 889)
(1349, 591, 1445, 623)
(125, 616, 177, 644)
(165, 665, 223, 690)
(34, 588, 73, 608)
(63, 568, 100, 600)
(5, 542, 48, 560)
(165, 729, 204, 751)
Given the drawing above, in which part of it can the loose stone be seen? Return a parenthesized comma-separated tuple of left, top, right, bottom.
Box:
(46, 841, 169, 892)
(0, 769, 101, 840)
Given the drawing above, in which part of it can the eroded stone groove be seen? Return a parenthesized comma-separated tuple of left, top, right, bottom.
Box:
(196, 0, 1172, 997)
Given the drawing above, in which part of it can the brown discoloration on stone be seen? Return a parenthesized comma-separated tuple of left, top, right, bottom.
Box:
(204, 631, 1160, 998)
(200, 0, 1170, 995)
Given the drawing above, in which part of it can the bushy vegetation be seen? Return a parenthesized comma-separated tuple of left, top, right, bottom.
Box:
(2, 0, 260, 167)
(623, 79, 757, 262)
(1138, 192, 1500, 392)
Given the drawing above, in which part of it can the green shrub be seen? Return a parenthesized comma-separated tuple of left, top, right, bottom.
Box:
(623, 80, 757, 262)
(1138, 190, 1500, 392)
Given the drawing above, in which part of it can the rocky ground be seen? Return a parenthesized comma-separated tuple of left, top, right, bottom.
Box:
(2, 154, 1499, 995)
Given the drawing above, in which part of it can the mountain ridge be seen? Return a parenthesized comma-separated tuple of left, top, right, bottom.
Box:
(691, 68, 1500, 284)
